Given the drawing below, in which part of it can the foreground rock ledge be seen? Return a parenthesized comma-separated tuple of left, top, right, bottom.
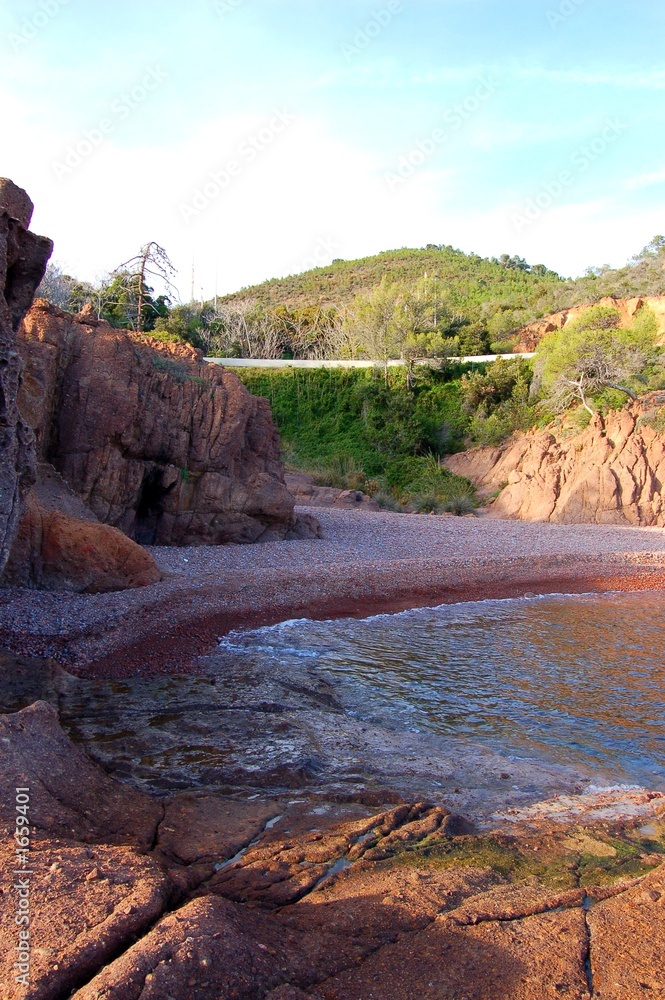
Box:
(1, 701, 665, 999)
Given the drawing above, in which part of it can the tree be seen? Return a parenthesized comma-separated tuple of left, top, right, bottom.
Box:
(109, 243, 178, 333)
(37, 262, 97, 312)
(632, 235, 665, 263)
(343, 278, 405, 383)
(345, 276, 466, 385)
(535, 305, 661, 416)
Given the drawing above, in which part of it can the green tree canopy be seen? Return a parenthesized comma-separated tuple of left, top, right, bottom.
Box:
(535, 305, 662, 415)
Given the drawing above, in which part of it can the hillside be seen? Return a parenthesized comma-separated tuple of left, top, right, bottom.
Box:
(220, 246, 563, 328)
(514, 295, 665, 352)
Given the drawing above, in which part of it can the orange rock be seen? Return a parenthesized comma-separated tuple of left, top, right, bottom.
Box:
(446, 396, 665, 525)
(514, 295, 665, 352)
(4, 495, 161, 593)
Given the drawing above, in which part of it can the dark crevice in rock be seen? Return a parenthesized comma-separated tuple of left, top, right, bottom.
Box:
(582, 894, 594, 998)
(48, 891, 186, 1000)
(148, 801, 166, 853)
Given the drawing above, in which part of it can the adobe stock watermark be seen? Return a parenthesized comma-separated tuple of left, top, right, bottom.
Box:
(512, 118, 628, 232)
(292, 236, 340, 275)
(341, 1, 402, 61)
(211, 0, 245, 15)
(51, 66, 168, 180)
(7, 0, 71, 52)
(179, 109, 295, 223)
(546, 0, 588, 28)
(385, 75, 500, 192)
(13, 788, 32, 990)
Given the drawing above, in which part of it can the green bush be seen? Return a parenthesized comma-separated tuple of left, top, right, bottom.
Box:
(441, 494, 478, 516)
(372, 490, 404, 512)
(236, 367, 483, 508)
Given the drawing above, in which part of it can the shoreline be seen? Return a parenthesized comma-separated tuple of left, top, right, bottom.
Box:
(2, 560, 665, 681)
(78, 563, 665, 679)
(2, 506, 665, 678)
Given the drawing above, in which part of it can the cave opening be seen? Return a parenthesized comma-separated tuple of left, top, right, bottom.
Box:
(135, 467, 169, 545)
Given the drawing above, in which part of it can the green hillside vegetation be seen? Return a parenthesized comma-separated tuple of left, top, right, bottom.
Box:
(222, 245, 560, 315)
(220, 237, 665, 321)
(39, 237, 665, 363)
(148, 237, 665, 361)
(535, 303, 664, 417)
(234, 303, 663, 513)
(213, 246, 562, 357)
(235, 360, 533, 512)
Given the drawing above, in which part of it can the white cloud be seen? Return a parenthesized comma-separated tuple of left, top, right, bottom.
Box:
(3, 84, 663, 298)
(623, 169, 665, 191)
(515, 67, 665, 90)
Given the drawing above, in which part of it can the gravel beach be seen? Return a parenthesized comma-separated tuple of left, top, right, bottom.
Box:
(3, 507, 665, 676)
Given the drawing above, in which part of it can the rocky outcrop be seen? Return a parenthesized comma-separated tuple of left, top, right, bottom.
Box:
(0, 180, 52, 573)
(514, 295, 665, 353)
(1, 698, 665, 1000)
(5, 500, 162, 595)
(446, 394, 665, 525)
(285, 471, 381, 511)
(3, 463, 161, 593)
(17, 300, 306, 545)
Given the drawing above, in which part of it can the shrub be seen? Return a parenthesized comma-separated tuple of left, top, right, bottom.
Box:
(372, 490, 404, 512)
(441, 494, 478, 516)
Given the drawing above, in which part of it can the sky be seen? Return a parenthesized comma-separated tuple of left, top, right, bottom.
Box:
(1, 0, 664, 299)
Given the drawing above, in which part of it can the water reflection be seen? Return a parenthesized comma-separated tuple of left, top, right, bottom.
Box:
(221, 591, 665, 789)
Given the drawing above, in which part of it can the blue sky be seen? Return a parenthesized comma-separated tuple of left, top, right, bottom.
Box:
(1, 0, 664, 298)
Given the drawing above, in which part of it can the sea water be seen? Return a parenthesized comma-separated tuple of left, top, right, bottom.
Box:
(219, 590, 665, 791)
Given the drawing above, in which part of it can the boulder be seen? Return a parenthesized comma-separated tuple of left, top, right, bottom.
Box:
(0, 179, 52, 574)
(17, 301, 309, 545)
(3, 461, 162, 592)
(285, 472, 380, 511)
(4, 493, 162, 593)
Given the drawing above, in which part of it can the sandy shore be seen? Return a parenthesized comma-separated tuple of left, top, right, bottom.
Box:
(3, 506, 665, 677)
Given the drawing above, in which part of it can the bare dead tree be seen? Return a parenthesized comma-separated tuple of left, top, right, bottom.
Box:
(113, 242, 178, 333)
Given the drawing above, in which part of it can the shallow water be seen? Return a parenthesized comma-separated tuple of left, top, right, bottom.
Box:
(219, 590, 665, 791)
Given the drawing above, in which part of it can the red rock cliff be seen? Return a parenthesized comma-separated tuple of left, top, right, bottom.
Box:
(446, 395, 665, 525)
(0, 180, 52, 572)
(18, 301, 299, 545)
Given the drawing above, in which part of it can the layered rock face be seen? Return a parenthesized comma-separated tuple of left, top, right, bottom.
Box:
(446, 395, 665, 525)
(514, 295, 665, 353)
(0, 180, 52, 573)
(18, 301, 302, 545)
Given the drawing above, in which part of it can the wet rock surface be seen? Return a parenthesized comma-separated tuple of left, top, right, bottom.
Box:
(2, 691, 665, 998)
(50, 644, 587, 817)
